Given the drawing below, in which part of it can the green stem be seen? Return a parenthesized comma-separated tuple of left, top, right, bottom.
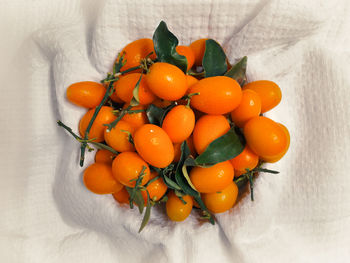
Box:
(80, 82, 114, 166)
(120, 65, 142, 75)
(104, 105, 132, 132)
(57, 120, 118, 155)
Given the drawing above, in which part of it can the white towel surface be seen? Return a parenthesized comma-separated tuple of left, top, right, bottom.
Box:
(1, 0, 350, 262)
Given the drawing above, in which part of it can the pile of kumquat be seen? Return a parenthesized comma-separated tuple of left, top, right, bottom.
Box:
(58, 21, 290, 232)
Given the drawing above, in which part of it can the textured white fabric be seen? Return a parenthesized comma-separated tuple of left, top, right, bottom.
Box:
(1, 0, 350, 262)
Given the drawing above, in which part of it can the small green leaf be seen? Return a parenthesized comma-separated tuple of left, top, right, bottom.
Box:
(113, 53, 126, 74)
(126, 187, 144, 213)
(133, 190, 145, 214)
(202, 39, 227, 77)
(153, 21, 187, 72)
(146, 104, 164, 126)
(175, 142, 198, 196)
(195, 127, 245, 166)
(130, 74, 143, 106)
(162, 175, 182, 191)
(181, 164, 198, 192)
(138, 191, 152, 233)
(145, 103, 175, 126)
(225, 56, 247, 86)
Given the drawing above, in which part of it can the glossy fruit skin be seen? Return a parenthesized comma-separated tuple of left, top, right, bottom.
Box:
(104, 120, 135, 152)
(119, 38, 156, 72)
(95, 149, 117, 165)
(189, 38, 208, 66)
(112, 187, 129, 204)
(190, 161, 234, 193)
(193, 115, 230, 154)
(186, 75, 199, 93)
(133, 124, 174, 168)
(176, 45, 195, 71)
(121, 104, 149, 130)
(230, 145, 259, 177)
(83, 163, 123, 194)
(243, 80, 282, 113)
(67, 81, 106, 108)
(141, 171, 167, 203)
(112, 152, 150, 187)
(202, 182, 238, 213)
(146, 62, 187, 101)
(262, 123, 290, 163)
(162, 105, 195, 143)
(114, 73, 156, 105)
(244, 116, 288, 159)
(79, 106, 116, 142)
(166, 191, 193, 222)
(189, 76, 242, 114)
(231, 89, 262, 128)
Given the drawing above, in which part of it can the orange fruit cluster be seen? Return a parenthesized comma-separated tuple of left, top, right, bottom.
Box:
(62, 22, 289, 230)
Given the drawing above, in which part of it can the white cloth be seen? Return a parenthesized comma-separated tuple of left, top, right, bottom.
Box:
(1, 0, 350, 262)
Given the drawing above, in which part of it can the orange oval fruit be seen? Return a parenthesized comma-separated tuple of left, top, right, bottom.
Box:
(161, 105, 195, 143)
(230, 145, 259, 177)
(133, 124, 174, 168)
(66, 81, 106, 108)
(243, 80, 281, 113)
(146, 62, 187, 101)
(121, 104, 148, 130)
(190, 160, 234, 193)
(112, 152, 150, 187)
(262, 123, 290, 163)
(119, 38, 156, 72)
(113, 73, 156, 105)
(186, 75, 199, 93)
(231, 89, 261, 128)
(112, 187, 129, 205)
(141, 171, 167, 204)
(189, 38, 208, 66)
(166, 191, 193, 222)
(95, 149, 117, 165)
(176, 45, 195, 71)
(83, 163, 123, 194)
(104, 120, 135, 152)
(189, 76, 242, 114)
(193, 115, 230, 154)
(110, 88, 124, 103)
(244, 116, 288, 159)
(79, 106, 116, 142)
(202, 182, 238, 213)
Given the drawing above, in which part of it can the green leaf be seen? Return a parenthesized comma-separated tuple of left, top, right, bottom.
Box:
(202, 39, 227, 77)
(138, 191, 152, 233)
(174, 142, 214, 224)
(145, 103, 175, 126)
(126, 187, 144, 213)
(146, 104, 164, 126)
(225, 56, 247, 86)
(130, 74, 143, 106)
(152, 21, 187, 72)
(174, 142, 198, 196)
(195, 127, 245, 166)
(162, 175, 182, 191)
